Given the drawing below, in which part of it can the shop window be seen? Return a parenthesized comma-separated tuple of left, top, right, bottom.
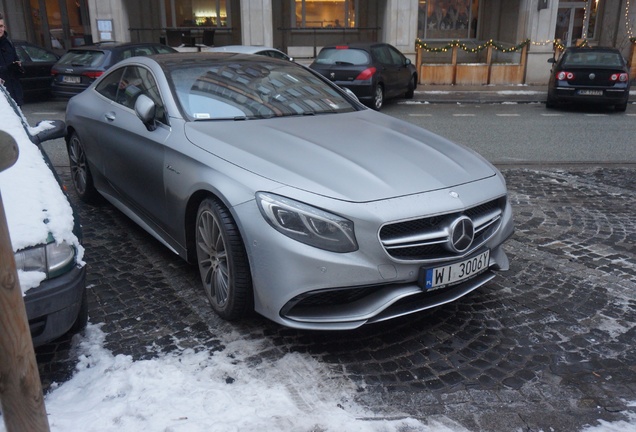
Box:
(555, 0, 601, 47)
(293, 0, 357, 28)
(417, 0, 479, 40)
(165, 0, 230, 27)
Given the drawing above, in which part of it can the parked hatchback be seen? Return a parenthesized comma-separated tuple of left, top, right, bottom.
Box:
(309, 42, 418, 110)
(546, 46, 630, 111)
(51, 42, 177, 98)
(14, 40, 60, 100)
(0, 85, 87, 347)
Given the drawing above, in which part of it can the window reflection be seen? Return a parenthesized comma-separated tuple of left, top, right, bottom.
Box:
(164, 0, 229, 27)
(417, 0, 479, 40)
(294, 0, 357, 28)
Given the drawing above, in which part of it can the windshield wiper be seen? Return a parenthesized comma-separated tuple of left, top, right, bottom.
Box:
(194, 116, 249, 122)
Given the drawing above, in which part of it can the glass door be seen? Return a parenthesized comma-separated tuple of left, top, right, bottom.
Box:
(555, 0, 600, 46)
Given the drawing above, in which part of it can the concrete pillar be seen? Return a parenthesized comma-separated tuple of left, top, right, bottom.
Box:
(240, 0, 273, 47)
(87, 0, 131, 43)
(523, 0, 559, 84)
(383, 0, 419, 60)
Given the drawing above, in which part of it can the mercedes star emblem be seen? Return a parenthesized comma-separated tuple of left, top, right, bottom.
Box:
(448, 216, 475, 253)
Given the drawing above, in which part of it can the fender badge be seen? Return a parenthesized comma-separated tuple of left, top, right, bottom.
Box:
(449, 191, 460, 199)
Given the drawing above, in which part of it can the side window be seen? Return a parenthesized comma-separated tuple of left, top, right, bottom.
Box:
(371, 46, 391, 65)
(121, 49, 134, 60)
(155, 46, 175, 54)
(95, 67, 126, 101)
(388, 46, 406, 67)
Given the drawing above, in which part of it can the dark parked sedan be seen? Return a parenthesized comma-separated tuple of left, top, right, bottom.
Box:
(309, 42, 418, 110)
(51, 41, 177, 98)
(546, 46, 631, 111)
(65, 52, 513, 330)
(14, 40, 60, 100)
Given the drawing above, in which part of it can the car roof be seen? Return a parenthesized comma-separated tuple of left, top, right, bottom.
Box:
(563, 46, 621, 54)
(320, 42, 386, 51)
(68, 42, 172, 52)
(209, 45, 281, 54)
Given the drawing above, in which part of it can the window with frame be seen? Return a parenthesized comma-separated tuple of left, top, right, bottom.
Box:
(293, 0, 357, 29)
(417, 0, 480, 40)
(164, 0, 230, 27)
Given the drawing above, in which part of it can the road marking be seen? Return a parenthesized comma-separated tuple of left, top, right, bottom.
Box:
(496, 114, 520, 117)
(626, 113, 636, 116)
(409, 113, 433, 117)
(453, 113, 476, 117)
(585, 114, 609, 117)
(541, 113, 563, 116)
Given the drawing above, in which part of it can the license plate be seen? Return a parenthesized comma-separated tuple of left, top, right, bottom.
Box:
(578, 89, 603, 96)
(422, 250, 490, 290)
(62, 76, 81, 84)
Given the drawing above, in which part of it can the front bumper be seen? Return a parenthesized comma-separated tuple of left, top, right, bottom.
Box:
(235, 174, 514, 330)
(24, 264, 87, 347)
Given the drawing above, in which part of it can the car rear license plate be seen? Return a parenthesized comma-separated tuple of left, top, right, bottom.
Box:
(421, 250, 490, 290)
(62, 76, 81, 84)
(578, 89, 603, 96)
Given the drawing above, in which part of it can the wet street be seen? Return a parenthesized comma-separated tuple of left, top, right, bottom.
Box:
(24, 100, 636, 431)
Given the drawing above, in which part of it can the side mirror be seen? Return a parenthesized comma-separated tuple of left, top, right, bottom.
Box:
(547, 58, 556, 64)
(135, 94, 157, 131)
(0, 130, 19, 173)
(405, 58, 412, 66)
(31, 120, 66, 145)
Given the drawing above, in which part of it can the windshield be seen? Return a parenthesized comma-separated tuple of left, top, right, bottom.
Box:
(169, 59, 357, 120)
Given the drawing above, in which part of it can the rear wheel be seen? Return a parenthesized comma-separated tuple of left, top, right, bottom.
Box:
(68, 132, 98, 202)
(372, 84, 384, 111)
(195, 197, 252, 321)
(545, 96, 557, 109)
(615, 102, 628, 112)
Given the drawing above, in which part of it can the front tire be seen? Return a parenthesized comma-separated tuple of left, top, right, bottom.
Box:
(405, 76, 416, 99)
(195, 197, 252, 321)
(68, 132, 98, 202)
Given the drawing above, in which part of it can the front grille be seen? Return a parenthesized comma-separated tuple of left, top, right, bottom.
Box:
(379, 196, 506, 261)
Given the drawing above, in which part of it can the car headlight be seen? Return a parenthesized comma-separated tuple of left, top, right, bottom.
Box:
(14, 239, 76, 279)
(256, 192, 358, 253)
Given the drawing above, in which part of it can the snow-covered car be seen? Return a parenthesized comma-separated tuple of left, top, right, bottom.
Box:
(0, 85, 87, 347)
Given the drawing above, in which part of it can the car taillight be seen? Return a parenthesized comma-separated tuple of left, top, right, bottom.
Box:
(610, 73, 629, 82)
(82, 71, 104, 79)
(355, 67, 377, 81)
(335, 45, 349, 50)
(556, 71, 574, 80)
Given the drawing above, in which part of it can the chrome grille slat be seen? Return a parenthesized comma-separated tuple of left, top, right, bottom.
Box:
(379, 197, 505, 261)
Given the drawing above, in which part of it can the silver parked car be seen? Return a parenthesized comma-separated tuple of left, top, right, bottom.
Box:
(65, 52, 514, 330)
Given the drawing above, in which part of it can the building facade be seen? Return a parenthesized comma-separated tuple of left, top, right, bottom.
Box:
(2, 0, 635, 84)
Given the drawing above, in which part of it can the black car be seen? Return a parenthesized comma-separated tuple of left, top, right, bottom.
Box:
(0, 85, 87, 347)
(309, 42, 417, 110)
(51, 42, 177, 98)
(546, 46, 631, 112)
(14, 40, 60, 100)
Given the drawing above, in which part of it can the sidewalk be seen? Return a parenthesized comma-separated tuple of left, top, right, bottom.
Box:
(411, 84, 549, 104)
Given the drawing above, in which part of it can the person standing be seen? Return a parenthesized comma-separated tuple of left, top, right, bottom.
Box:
(0, 12, 24, 106)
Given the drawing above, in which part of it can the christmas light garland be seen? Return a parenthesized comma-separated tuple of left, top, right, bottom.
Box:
(414, 39, 531, 53)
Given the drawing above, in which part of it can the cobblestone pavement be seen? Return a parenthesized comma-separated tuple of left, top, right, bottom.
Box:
(35, 165, 636, 431)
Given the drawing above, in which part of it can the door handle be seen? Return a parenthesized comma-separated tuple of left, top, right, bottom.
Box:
(105, 112, 116, 121)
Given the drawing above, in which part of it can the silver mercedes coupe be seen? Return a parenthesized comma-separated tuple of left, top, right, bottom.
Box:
(65, 52, 514, 330)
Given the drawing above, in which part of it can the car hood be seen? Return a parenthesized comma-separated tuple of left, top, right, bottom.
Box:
(184, 110, 496, 202)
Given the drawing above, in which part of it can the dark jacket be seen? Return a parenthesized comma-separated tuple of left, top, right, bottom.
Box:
(0, 32, 24, 106)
